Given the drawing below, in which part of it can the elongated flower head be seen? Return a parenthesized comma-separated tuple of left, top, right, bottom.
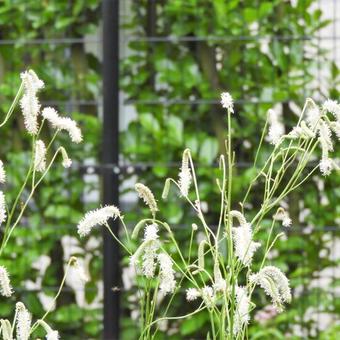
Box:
(142, 241, 159, 278)
(77, 205, 120, 237)
(0, 319, 12, 340)
(21, 70, 44, 92)
(201, 286, 215, 308)
(305, 107, 321, 130)
(322, 99, 340, 119)
(250, 266, 291, 312)
(135, 183, 158, 217)
(233, 223, 260, 266)
(233, 286, 250, 335)
(144, 223, 159, 242)
(178, 149, 192, 197)
(0, 266, 13, 297)
(37, 320, 59, 340)
(267, 109, 285, 145)
(230, 211, 260, 266)
(220, 92, 234, 113)
(15, 302, 31, 340)
(34, 140, 47, 172)
(0, 160, 6, 184)
(20, 70, 44, 135)
(318, 120, 333, 152)
(0, 191, 7, 225)
(186, 288, 200, 301)
(274, 208, 292, 227)
(158, 253, 176, 294)
(319, 157, 333, 176)
(60, 147, 72, 168)
(42, 107, 82, 143)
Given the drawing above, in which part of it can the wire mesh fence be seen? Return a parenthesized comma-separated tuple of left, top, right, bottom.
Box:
(0, 0, 338, 338)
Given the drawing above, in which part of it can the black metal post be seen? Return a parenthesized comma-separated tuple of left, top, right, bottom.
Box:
(102, 0, 120, 339)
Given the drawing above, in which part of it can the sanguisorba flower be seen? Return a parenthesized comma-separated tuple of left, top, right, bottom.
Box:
(77, 205, 120, 237)
(37, 320, 60, 340)
(15, 302, 32, 340)
(0, 266, 13, 297)
(0, 160, 6, 183)
(60, 147, 72, 168)
(42, 107, 82, 143)
(201, 286, 215, 308)
(141, 223, 160, 278)
(230, 210, 260, 266)
(233, 286, 250, 335)
(250, 266, 291, 312)
(220, 92, 234, 113)
(178, 148, 192, 197)
(158, 253, 176, 295)
(135, 183, 158, 217)
(266, 108, 285, 145)
(34, 140, 47, 172)
(0, 191, 7, 225)
(20, 70, 44, 135)
(186, 288, 200, 301)
(322, 99, 340, 120)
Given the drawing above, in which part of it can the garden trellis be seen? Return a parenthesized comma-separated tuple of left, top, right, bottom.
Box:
(0, 0, 338, 339)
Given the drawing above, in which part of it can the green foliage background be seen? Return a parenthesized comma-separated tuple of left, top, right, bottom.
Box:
(0, 0, 338, 339)
(121, 0, 340, 339)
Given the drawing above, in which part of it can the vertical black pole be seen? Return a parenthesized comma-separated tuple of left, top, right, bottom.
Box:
(102, 0, 120, 339)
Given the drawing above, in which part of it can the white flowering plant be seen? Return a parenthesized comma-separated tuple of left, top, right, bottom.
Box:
(77, 92, 339, 339)
(0, 70, 88, 340)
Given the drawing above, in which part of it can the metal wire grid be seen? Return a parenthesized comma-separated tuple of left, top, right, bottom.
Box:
(0, 0, 338, 338)
(119, 0, 340, 337)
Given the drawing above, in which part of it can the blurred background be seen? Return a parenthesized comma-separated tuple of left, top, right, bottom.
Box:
(0, 0, 339, 339)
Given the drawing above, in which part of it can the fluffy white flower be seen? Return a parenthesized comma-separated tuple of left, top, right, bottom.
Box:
(274, 208, 292, 227)
(20, 70, 44, 135)
(77, 205, 120, 237)
(213, 278, 227, 293)
(158, 253, 176, 294)
(233, 286, 250, 335)
(34, 140, 47, 172)
(305, 107, 321, 130)
(140, 224, 160, 278)
(144, 223, 159, 241)
(250, 266, 291, 312)
(322, 99, 340, 119)
(220, 92, 234, 113)
(202, 286, 215, 308)
(330, 121, 340, 140)
(186, 288, 200, 301)
(46, 330, 60, 340)
(37, 320, 59, 340)
(0, 191, 7, 224)
(142, 242, 159, 278)
(135, 183, 158, 216)
(0, 266, 13, 297)
(319, 157, 333, 176)
(318, 120, 333, 152)
(0, 319, 12, 340)
(267, 109, 285, 145)
(42, 107, 82, 143)
(60, 147, 72, 168)
(178, 149, 191, 197)
(21, 70, 44, 92)
(0, 160, 6, 183)
(232, 223, 260, 266)
(16, 302, 32, 340)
